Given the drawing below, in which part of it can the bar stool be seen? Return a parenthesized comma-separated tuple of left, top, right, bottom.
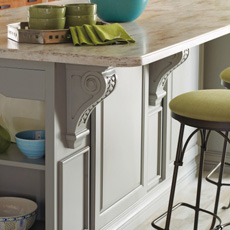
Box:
(204, 68, 230, 218)
(202, 68, 230, 230)
(152, 89, 230, 230)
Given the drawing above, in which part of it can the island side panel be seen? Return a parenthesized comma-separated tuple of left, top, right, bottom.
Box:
(90, 47, 201, 230)
(91, 66, 147, 229)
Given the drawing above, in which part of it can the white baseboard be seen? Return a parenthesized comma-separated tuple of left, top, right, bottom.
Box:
(101, 157, 197, 230)
(204, 150, 230, 173)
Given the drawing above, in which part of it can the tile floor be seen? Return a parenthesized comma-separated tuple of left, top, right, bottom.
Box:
(135, 172, 230, 230)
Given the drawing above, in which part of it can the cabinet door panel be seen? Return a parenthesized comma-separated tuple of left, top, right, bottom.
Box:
(147, 107, 162, 188)
(59, 147, 89, 230)
(91, 67, 144, 229)
(102, 75, 142, 210)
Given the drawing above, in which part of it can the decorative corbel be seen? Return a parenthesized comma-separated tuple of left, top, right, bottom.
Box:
(66, 66, 117, 148)
(149, 49, 189, 106)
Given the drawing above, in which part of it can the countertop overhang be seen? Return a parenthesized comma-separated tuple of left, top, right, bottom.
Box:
(0, 0, 230, 67)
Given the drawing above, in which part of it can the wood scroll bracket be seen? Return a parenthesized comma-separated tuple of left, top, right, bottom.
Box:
(149, 49, 189, 106)
(66, 66, 117, 148)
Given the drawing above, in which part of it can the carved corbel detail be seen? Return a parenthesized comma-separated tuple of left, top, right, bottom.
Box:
(66, 66, 117, 148)
(149, 49, 189, 106)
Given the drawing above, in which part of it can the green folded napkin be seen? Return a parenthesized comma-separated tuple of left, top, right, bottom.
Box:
(69, 23, 135, 46)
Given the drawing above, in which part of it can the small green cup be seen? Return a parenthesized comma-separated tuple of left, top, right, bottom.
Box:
(66, 14, 97, 27)
(29, 17, 66, 30)
(29, 5, 66, 19)
(65, 3, 97, 16)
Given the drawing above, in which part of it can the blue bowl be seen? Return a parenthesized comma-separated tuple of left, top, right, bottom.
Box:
(15, 130, 45, 159)
(90, 0, 148, 22)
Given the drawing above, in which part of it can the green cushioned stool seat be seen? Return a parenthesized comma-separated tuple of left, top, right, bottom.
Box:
(169, 89, 230, 122)
(220, 67, 230, 83)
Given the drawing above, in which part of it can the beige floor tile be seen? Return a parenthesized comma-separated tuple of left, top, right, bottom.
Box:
(135, 173, 230, 230)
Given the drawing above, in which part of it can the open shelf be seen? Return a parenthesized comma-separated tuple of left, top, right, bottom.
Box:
(0, 143, 45, 170)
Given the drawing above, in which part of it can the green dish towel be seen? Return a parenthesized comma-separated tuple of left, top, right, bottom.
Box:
(69, 23, 135, 46)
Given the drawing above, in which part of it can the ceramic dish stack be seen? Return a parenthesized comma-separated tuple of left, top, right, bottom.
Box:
(0, 197, 37, 230)
(65, 3, 97, 27)
(28, 5, 66, 30)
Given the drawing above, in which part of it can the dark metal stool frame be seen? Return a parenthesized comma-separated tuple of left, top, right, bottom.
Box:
(203, 79, 230, 229)
(221, 79, 230, 90)
(152, 112, 230, 230)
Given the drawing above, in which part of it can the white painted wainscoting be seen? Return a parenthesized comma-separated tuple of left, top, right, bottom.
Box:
(90, 46, 201, 229)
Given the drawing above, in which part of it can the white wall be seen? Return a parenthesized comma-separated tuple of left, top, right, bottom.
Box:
(0, 94, 45, 142)
(203, 34, 230, 170)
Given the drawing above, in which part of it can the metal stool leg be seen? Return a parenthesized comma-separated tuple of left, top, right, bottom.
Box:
(193, 140, 206, 230)
(210, 132, 228, 229)
(164, 123, 185, 230)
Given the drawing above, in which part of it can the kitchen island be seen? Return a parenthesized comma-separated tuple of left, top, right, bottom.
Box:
(0, 0, 230, 229)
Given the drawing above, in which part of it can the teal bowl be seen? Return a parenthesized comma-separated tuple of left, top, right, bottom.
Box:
(66, 14, 97, 27)
(29, 5, 66, 19)
(65, 3, 97, 16)
(15, 130, 45, 159)
(29, 17, 66, 30)
(90, 0, 148, 22)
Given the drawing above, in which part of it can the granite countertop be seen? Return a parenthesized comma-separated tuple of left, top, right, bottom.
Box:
(0, 0, 230, 67)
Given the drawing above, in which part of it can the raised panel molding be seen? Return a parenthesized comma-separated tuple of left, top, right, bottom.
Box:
(147, 106, 163, 189)
(59, 147, 90, 230)
(65, 65, 117, 149)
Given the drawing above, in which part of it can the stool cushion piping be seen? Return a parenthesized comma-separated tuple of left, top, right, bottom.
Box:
(169, 89, 230, 122)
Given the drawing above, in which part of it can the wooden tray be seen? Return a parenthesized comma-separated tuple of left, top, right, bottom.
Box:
(7, 22, 72, 44)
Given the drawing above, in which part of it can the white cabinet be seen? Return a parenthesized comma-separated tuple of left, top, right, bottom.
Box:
(0, 46, 201, 230)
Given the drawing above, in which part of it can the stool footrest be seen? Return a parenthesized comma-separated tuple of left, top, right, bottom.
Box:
(221, 221, 230, 228)
(151, 202, 222, 230)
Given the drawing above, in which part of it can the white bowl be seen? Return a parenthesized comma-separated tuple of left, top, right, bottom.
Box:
(0, 197, 37, 230)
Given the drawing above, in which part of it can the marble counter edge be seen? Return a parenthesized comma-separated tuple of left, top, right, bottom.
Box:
(1, 25, 230, 67)
(0, 47, 142, 67)
(141, 25, 230, 66)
